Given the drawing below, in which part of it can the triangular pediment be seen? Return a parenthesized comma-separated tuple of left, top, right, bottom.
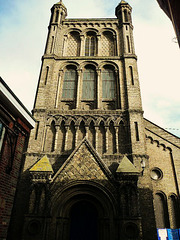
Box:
(53, 138, 112, 183)
(116, 156, 139, 174)
(30, 155, 53, 173)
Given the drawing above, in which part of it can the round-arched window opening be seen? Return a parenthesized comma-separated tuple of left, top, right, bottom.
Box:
(151, 168, 163, 180)
(124, 222, 139, 238)
(27, 220, 41, 235)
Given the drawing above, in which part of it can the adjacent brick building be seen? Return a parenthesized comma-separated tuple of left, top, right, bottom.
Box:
(8, 1, 180, 240)
(0, 77, 35, 240)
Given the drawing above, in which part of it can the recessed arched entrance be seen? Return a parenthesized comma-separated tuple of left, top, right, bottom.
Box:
(52, 182, 117, 240)
(70, 201, 98, 240)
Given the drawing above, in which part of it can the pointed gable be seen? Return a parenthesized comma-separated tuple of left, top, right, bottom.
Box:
(53, 138, 112, 183)
(117, 156, 139, 174)
(30, 155, 53, 173)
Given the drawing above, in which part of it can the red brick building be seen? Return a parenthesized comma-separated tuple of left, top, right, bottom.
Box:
(0, 77, 35, 240)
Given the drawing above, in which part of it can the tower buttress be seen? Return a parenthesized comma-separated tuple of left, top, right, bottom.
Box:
(44, 0, 67, 55)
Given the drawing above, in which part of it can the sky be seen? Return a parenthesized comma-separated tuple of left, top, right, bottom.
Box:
(0, 0, 179, 137)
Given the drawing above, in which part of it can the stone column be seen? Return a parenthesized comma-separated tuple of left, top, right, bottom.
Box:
(55, 70, 63, 108)
(95, 126, 99, 151)
(97, 69, 101, 109)
(42, 125, 48, 152)
(62, 35, 68, 56)
(80, 35, 85, 56)
(85, 126, 89, 139)
(115, 126, 119, 153)
(113, 35, 117, 56)
(97, 35, 101, 56)
(105, 126, 109, 153)
(75, 126, 79, 147)
(76, 69, 82, 109)
(64, 126, 69, 151)
(54, 125, 60, 152)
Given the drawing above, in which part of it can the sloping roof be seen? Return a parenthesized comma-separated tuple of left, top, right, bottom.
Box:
(0, 77, 35, 128)
(30, 155, 53, 173)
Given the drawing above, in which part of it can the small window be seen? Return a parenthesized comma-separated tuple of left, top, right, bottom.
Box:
(134, 122, 139, 141)
(129, 66, 134, 85)
(151, 168, 163, 180)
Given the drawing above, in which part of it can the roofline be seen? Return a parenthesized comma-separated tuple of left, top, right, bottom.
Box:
(0, 77, 35, 128)
(64, 18, 117, 21)
(144, 117, 180, 139)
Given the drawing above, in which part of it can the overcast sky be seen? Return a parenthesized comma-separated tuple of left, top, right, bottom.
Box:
(0, 0, 179, 137)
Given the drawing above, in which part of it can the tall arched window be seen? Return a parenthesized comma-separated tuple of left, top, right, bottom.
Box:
(85, 32, 97, 56)
(62, 67, 77, 100)
(169, 194, 179, 229)
(82, 66, 96, 100)
(102, 67, 116, 100)
(154, 193, 169, 228)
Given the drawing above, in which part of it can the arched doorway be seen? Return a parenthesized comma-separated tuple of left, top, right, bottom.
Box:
(70, 201, 98, 240)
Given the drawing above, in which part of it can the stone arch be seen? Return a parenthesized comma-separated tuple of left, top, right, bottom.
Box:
(51, 181, 117, 221)
(86, 117, 96, 126)
(99, 61, 118, 71)
(65, 117, 76, 126)
(114, 118, 124, 126)
(80, 61, 98, 70)
(47, 116, 57, 126)
(64, 28, 82, 35)
(83, 28, 99, 35)
(95, 117, 105, 126)
(75, 117, 85, 126)
(159, 143, 166, 151)
(59, 61, 79, 71)
(106, 117, 115, 126)
(146, 136, 153, 144)
(153, 140, 159, 147)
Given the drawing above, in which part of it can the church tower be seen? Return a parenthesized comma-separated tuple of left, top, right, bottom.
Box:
(9, 1, 160, 240)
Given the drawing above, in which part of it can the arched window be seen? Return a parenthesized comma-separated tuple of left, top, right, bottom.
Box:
(101, 31, 115, 56)
(124, 9, 128, 22)
(154, 193, 169, 228)
(66, 31, 80, 56)
(169, 194, 179, 229)
(62, 67, 77, 100)
(85, 32, 97, 56)
(82, 66, 96, 100)
(55, 10, 59, 23)
(102, 67, 116, 100)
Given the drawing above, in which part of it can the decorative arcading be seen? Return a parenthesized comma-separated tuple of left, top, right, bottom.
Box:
(43, 115, 128, 155)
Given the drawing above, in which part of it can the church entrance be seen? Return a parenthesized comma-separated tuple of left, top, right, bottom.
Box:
(69, 201, 98, 240)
